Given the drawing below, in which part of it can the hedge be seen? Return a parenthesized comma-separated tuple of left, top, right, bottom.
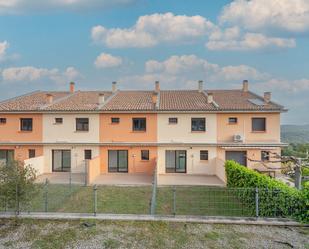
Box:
(225, 160, 309, 223)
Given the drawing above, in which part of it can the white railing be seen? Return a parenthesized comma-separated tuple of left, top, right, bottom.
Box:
(24, 156, 45, 176)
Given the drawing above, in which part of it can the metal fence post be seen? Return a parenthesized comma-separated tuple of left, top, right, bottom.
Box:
(255, 187, 259, 218)
(15, 180, 19, 215)
(84, 160, 88, 186)
(93, 185, 97, 216)
(173, 186, 176, 216)
(44, 178, 49, 212)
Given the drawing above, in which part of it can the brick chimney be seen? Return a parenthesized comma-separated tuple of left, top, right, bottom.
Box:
(155, 81, 160, 92)
(242, 80, 249, 92)
(70, 82, 75, 93)
(112, 81, 117, 93)
(198, 80, 203, 93)
(99, 93, 105, 105)
(264, 92, 271, 103)
(152, 92, 158, 105)
(207, 93, 213, 104)
(46, 94, 53, 104)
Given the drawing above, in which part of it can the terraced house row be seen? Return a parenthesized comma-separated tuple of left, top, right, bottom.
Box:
(0, 81, 286, 185)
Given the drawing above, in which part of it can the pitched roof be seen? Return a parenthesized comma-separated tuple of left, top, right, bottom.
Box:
(0, 88, 285, 112)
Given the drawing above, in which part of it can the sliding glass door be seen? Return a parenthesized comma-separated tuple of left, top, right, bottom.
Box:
(108, 150, 128, 173)
(52, 150, 71, 172)
(166, 150, 186, 173)
(0, 150, 14, 165)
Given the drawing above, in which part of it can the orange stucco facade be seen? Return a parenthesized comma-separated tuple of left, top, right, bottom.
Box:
(100, 113, 157, 142)
(217, 113, 281, 143)
(0, 114, 43, 142)
(100, 146, 157, 175)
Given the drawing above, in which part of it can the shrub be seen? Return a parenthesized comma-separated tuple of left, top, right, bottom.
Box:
(225, 160, 309, 223)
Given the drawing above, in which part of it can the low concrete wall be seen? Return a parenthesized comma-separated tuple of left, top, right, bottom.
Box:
(87, 156, 101, 185)
(215, 158, 226, 183)
(24, 156, 45, 176)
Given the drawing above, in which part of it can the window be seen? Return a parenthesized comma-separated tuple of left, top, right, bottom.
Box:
(141, 150, 149, 161)
(252, 118, 266, 132)
(165, 150, 186, 173)
(20, 118, 33, 131)
(111, 117, 120, 124)
(228, 117, 238, 124)
(108, 150, 128, 172)
(168, 117, 178, 124)
(55, 118, 63, 124)
(191, 118, 206, 132)
(84, 150, 92, 160)
(133, 118, 146, 131)
(261, 151, 270, 161)
(29, 149, 36, 158)
(0, 150, 14, 165)
(52, 150, 71, 172)
(0, 118, 6, 124)
(76, 118, 89, 131)
(200, 150, 209, 160)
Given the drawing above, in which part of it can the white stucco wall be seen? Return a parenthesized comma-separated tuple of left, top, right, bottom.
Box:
(157, 114, 217, 143)
(157, 146, 217, 175)
(43, 145, 100, 173)
(43, 114, 100, 143)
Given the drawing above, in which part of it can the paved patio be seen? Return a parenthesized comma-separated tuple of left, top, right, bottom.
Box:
(157, 174, 225, 186)
(36, 173, 86, 185)
(92, 173, 153, 186)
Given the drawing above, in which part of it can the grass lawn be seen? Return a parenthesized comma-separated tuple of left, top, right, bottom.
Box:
(0, 218, 308, 249)
(156, 186, 254, 216)
(1, 185, 254, 217)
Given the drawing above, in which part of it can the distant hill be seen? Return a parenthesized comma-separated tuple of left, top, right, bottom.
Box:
(281, 124, 309, 144)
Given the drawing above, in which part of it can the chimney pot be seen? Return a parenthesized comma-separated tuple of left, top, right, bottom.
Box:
(112, 81, 117, 93)
(70, 82, 75, 93)
(242, 80, 249, 92)
(99, 93, 105, 105)
(155, 81, 160, 92)
(46, 94, 53, 104)
(198, 80, 203, 92)
(264, 92, 271, 103)
(207, 92, 213, 104)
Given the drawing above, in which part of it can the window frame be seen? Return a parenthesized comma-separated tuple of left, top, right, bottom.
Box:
(168, 117, 178, 125)
(20, 118, 33, 131)
(0, 118, 6, 124)
(76, 118, 89, 132)
(84, 150, 92, 160)
(252, 117, 266, 132)
(261, 151, 270, 162)
(141, 150, 150, 161)
(200, 150, 209, 161)
(228, 117, 238, 125)
(29, 149, 36, 159)
(108, 150, 128, 173)
(54, 118, 63, 124)
(132, 118, 146, 132)
(191, 118, 206, 132)
(111, 117, 120, 124)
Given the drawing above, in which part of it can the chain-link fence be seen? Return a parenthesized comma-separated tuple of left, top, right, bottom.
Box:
(0, 182, 305, 220)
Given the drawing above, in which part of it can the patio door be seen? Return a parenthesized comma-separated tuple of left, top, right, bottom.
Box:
(0, 150, 14, 165)
(52, 150, 71, 172)
(226, 151, 247, 166)
(166, 150, 187, 173)
(108, 150, 128, 173)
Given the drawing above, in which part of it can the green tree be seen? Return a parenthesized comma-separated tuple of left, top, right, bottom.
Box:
(0, 160, 38, 214)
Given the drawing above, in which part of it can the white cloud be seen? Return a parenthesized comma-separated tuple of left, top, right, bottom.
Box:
(91, 12, 215, 48)
(0, 0, 136, 14)
(94, 53, 123, 68)
(1, 66, 82, 84)
(255, 78, 309, 93)
(206, 27, 296, 51)
(0, 41, 9, 62)
(219, 0, 309, 33)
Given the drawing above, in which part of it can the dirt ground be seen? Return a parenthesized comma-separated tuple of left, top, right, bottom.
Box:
(0, 219, 308, 249)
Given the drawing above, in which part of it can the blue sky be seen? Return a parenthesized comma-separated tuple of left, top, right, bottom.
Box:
(0, 0, 309, 124)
